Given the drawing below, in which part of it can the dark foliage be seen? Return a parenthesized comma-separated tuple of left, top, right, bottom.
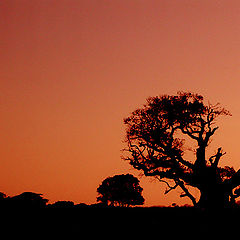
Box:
(1, 191, 48, 209)
(12, 192, 48, 205)
(48, 200, 75, 208)
(97, 174, 145, 207)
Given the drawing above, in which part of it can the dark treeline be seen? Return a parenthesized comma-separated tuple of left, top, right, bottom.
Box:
(2, 190, 240, 209)
(0, 191, 89, 209)
(1, 191, 240, 238)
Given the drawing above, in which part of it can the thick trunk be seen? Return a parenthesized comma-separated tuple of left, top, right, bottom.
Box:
(197, 184, 230, 208)
(195, 144, 206, 168)
(194, 163, 231, 208)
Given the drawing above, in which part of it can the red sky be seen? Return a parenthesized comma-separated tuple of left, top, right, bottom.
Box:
(1, 0, 240, 206)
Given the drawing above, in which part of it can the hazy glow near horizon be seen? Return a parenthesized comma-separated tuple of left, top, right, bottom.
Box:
(1, 0, 240, 206)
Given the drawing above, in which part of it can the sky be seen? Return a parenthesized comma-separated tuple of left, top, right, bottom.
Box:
(1, 0, 240, 206)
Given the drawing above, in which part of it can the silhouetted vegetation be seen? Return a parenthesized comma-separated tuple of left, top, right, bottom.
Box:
(1, 190, 240, 236)
(2, 92, 240, 235)
(48, 200, 75, 208)
(123, 92, 240, 209)
(10, 192, 49, 208)
(97, 174, 144, 207)
(0, 191, 48, 209)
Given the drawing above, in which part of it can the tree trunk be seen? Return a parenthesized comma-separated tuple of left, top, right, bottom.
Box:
(194, 164, 231, 209)
(193, 145, 231, 209)
(197, 184, 230, 209)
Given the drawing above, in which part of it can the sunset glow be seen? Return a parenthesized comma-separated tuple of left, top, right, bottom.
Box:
(1, 0, 240, 206)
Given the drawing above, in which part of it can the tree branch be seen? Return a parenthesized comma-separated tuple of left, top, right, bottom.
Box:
(181, 127, 199, 141)
(156, 175, 197, 206)
(155, 177, 179, 194)
(175, 154, 194, 169)
(209, 147, 226, 168)
(176, 179, 197, 206)
(204, 127, 219, 144)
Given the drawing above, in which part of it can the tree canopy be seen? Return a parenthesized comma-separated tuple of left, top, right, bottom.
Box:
(97, 174, 144, 207)
(123, 92, 240, 208)
(10, 192, 49, 207)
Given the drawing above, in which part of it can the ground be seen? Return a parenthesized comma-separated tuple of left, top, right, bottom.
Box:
(2, 206, 239, 237)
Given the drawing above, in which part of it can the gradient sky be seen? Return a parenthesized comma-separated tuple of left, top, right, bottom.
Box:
(1, 0, 240, 206)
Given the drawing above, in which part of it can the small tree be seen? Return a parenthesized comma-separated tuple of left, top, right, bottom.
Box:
(10, 192, 49, 208)
(97, 174, 145, 207)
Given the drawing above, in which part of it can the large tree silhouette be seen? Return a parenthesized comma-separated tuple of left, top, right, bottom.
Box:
(123, 92, 240, 208)
(97, 174, 144, 207)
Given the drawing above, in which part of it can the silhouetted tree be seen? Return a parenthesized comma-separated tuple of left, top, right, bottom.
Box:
(97, 174, 144, 207)
(123, 92, 240, 208)
(10, 192, 48, 208)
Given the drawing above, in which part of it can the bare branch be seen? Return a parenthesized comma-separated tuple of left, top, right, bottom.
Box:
(181, 127, 199, 141)
(155, 177, 179, 194)
(209, 147, 226, 168)
(204, 127, 219, 144)
(176, 180, 197, 206)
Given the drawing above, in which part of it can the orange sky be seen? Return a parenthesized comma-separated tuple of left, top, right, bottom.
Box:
(1, 0, 240, 206)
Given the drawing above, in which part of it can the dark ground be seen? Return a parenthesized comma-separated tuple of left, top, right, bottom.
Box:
(1, 206, 239, 237)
